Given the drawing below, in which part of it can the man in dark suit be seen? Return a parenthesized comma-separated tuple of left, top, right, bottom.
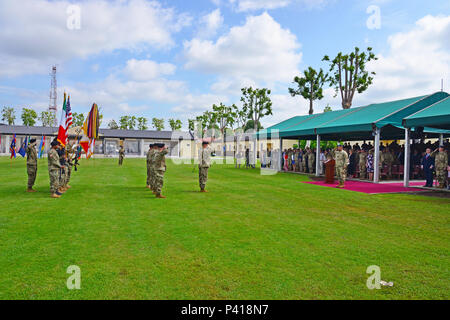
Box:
(421, 148, 435, 187)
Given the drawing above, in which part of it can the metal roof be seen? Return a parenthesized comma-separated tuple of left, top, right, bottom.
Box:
(403, 96, 450, 130)
(0, 124, 189, 140)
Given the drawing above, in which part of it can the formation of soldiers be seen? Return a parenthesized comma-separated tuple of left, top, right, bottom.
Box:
(282, 147, 316, 173)
(145, 141, 212, 198)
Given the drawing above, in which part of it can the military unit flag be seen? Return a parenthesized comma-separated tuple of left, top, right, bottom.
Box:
(38, 135, 46, 159)
(18, 136, 29, 158)
(9, 134, 16, 159)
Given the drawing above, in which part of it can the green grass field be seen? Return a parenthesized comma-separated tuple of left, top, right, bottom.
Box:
(0, 156, 449, 300)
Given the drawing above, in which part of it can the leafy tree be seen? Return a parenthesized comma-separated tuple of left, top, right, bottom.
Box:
(72, 112, 85, 127)
(108, 119, 119, 129)
(323, 47, 377, 109)
(152, 118, 165, 131)
(233, 104, 247, 129)
(169, 119, 182, 131)
(197, 111, 218, 130)
(21, 108, 37, 126)
(38, 111, 56, 127)
(241, 87, 272, 132)
(1, 107, 16, 125)
(119, 116, 130, 130)
(188, 119, 195, 131)
(289, 67, 328, 115)
(128, 116, 137, 130)
(244, 120, 263, 132)
(323, 104, 332, 113)
(212, 103, 236, 156)
(137, 117, 148, 130)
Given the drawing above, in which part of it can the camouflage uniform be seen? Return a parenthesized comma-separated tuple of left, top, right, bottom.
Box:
(302, 153, 307, 173)
(26, 142, 38, 189)
(198, 146, 211, 190)
(48, 148, 62, 194)
(432, 150, 449, 188)
(383, 151, 394, 178)
(119, 146, 125, 166)
(333, 149, 349, 186)
(153, 148, 168, 196)
(57, 147, 67, 188)
(65, 142, 74, 186)
(147, 148, 155, 190)
(359, 150, 367, 179)
(308, 151, 316, 174)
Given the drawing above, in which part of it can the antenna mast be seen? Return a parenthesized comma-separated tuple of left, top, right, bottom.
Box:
(49, 65, 57, 126)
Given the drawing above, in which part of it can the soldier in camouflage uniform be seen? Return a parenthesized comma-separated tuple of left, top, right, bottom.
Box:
(65, 140, 75, 189)
(48, 140, 63, 198)
(308, 149, 316, 174)
(359, 149, 368, 179)
(147, 144, 158, 193)
(198, 141, 211, 192)
(153, 143, 168, 198)
(57, 145, 68, 193)
(382, 148, 395, 179)
(26, 138, 38, 192)
(432, 145, 449, 188)
(302, 151, 307, 173)
(119, 144, 125, 166)
(332, 144, 349, 188)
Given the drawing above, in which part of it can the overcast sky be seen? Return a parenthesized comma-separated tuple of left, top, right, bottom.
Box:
(0, 0, 449, 128)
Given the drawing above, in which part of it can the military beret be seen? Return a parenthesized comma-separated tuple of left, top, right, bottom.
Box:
(149, 143, 154, 148)
(156, 143, 165, 148)
(51, 140, 59, 147)
(29, 138, 36, 143)
(439, 145, 445, 149)
(202, 141, 210, 145)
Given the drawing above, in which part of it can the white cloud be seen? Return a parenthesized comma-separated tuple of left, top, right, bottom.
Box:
(228, 0, 330, 12)
(357, 14, 450, 104)
(124, 59, 176, 81)
(197, 9, 224, 39)
(184, 12, 302, 84)
(0, 0, 190, 77)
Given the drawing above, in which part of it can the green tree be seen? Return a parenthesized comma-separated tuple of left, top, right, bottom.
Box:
(108, 119, 119, 129)
(72, 112, 85, 126)
(128, 116, 137, 130)
(323, 104, 332, 113)
(244, 120, 263, 132)
(119, 116, 130, 130)
(240, 87, 272, 133)
(212, 103, 236, 156)
(1, 107, 16, 125)
(169, 119, 182, 131)
(188, 119, 195, 131)
(233, 104, 247, 129)
(21, 108, 37, 126)
(152, 118, 165, 131)
(38, 111, 56, 127)
(289, 67, 328, 115)
(323, 47, 377, 109)
(137, 117, 148, 130)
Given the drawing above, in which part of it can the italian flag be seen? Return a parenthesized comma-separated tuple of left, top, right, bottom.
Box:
(57, 93, 67, 146)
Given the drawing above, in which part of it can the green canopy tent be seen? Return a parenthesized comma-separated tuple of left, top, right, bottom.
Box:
(258, 91, 449, 181)
(401, 96, 450, 187)
(403, 96, 450, 130)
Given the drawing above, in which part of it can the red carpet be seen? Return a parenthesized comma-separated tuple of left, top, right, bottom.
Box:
(303, 180, 426, 194)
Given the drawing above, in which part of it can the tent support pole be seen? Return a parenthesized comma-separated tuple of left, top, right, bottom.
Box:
(439, 133, 444, 146)
(315, 134, 321, 176)
(374, 127, 381, 183)
(280, 138, 283, 172)
(404, 128, 410, 187)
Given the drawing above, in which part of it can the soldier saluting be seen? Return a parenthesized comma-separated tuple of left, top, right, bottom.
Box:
(26, 138, 38, 193)
(198, 141, 211, 192)
(48, 139, 63, 198)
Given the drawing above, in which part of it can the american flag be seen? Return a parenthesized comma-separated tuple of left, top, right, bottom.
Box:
(65, 95, 73, 141)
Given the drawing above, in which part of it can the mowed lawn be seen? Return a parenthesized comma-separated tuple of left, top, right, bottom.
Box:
(0, 156, 449, 300)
